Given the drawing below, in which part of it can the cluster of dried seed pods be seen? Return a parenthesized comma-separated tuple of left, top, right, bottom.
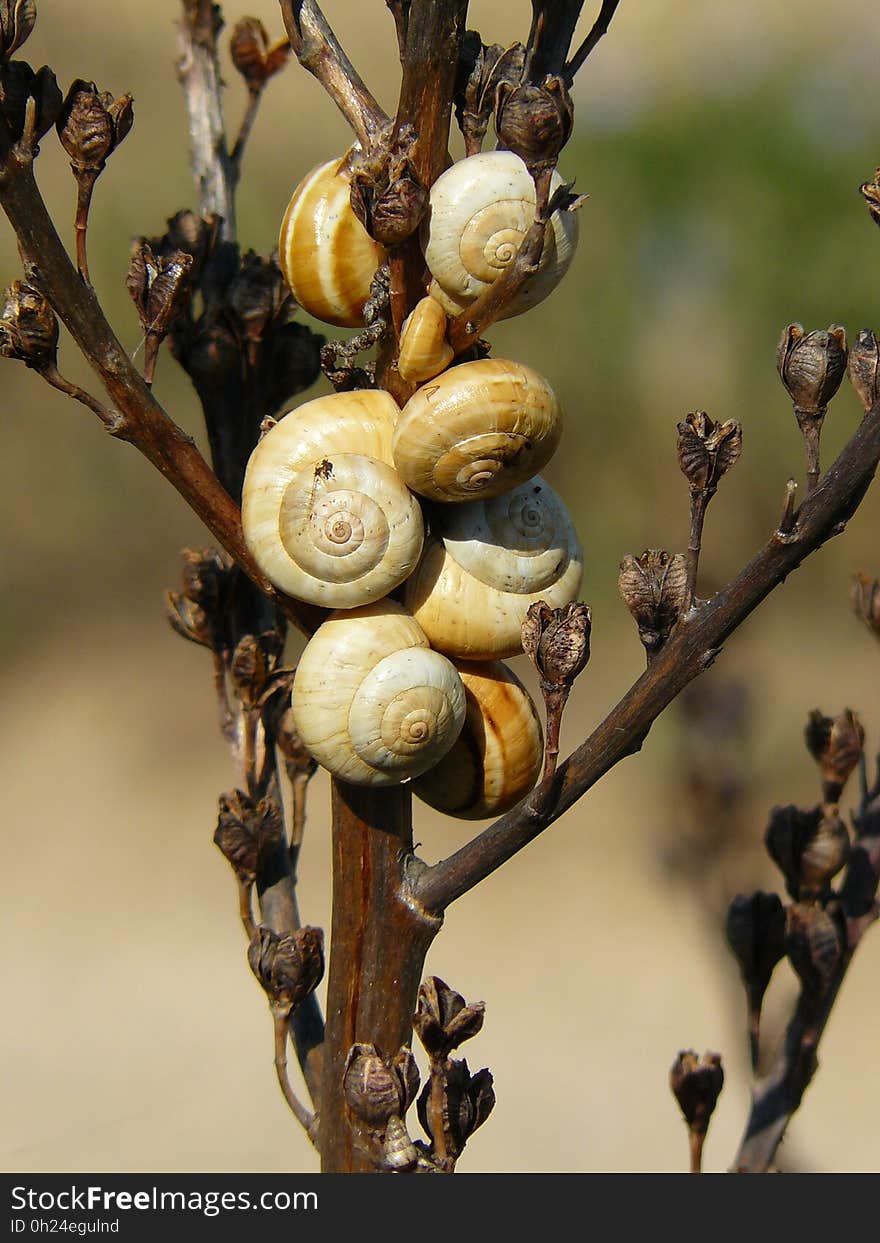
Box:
(240, 145, 584, 813)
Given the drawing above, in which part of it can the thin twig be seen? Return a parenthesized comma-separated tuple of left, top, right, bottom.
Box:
(684, 487, 713, 611)
(229, 89, 263, 174)
(414, 399, 880, 913)
(237, 876, 257, 939)
(273, 1010, 319, 1144)
(37, 362, 119, 427)
(565, 0, 622, 82)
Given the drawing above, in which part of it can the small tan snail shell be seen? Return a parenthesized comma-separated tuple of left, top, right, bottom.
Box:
(404, 476, 583, 659)
(292, 600, 467, 787)
(397, 295, 453, 384)
(241, 389, 424, 608)
(421, 150, 578, 320)
(279, 152, 386, 328)
(413, 659, 543, 819)
(392, 358, 562, 503)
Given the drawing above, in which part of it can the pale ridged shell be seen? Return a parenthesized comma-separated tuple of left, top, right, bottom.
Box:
(413, 659, 543, 819)
(404, 477, 583, 659)
(421, 151, 578, 320)
(242, 390, 423, 607)
(279, 154, 386, 328)
(292, 601, 466, 786)
(397, 296, 453, 384)
(392, 358, 562, 503)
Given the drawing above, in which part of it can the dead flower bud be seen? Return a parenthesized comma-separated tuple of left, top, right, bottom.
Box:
(454, 33, 524, 156)
(127, 240, 193, 339)
(765, 804, 850, 901)
(0, 60, 61, 147)
(413, 977, 485, 1061)
(618, 550, 688, 656)
(342, 1044, 420, 1129)
(725, 891, 787, 1013)
(180, 546, 232, 614)
(164, 590, 211, 648)
(56, 79, 133, 174)
(229, 17, 290, 94)
(785, 902, 844, 996)
(776, 323, 848, 417)
(0, 279, 57, 368)
(417, 1059, 495, 1160)
(350, 129, 428, 247)
(214, 788, 284, 884)
(851, 571, 880, 639)
(804, 708, 864, 803)
(521, 600, 592, 690)
(859, 168, 880, 228)
(495, 74, 574, 175)
(669, 1050, 724, 1136)
(159, 210, 222, 284)
(0, 0, 36, 61)
(676, 411, 742, 493)
(247, 924, 324, 1014)
(847, 329, 880, 413)
(230, 631, 283, 709)
(225, 251, 287, 363)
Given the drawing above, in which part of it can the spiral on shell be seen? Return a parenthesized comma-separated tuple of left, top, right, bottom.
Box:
(421, 151, 578, 320)
(393, 358, 562, 503)
(242, 389, 424, 608)
(279, 151, 386, 327)
(405, 477, 583, 659)
(292, 602, 467, 787)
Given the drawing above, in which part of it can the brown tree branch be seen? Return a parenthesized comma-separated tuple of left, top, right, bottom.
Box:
(414, 400, 880, 914)
(279, 0, 390, 150)
(565, 1, 622, 82)
(178, 0, 237, 238)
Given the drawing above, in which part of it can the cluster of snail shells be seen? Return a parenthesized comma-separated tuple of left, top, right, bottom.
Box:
(244, 146, 584, 814)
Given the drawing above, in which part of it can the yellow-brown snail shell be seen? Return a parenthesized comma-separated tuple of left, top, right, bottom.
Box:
(397, 295, 453, 384)
(413, 659, 543, 819)
(291, 601, 466, 787)
(392, 358, 562, 503)
(404, 476, 583, 659)
(279, 152, 386, 327)
(241, 389, 424, 608)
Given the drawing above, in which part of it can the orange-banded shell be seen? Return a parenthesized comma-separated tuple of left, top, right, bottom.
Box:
(397, 295, 453, 384)
(241, 389, 424, 608)
(279, 153, 386, 327)
(392, 358, 562, 503)
(413, 659, 543, 819)
(404, 477, 583, 659)
(291, 601, 466, 787)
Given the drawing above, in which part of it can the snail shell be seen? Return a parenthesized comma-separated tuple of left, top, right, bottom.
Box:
(404, 477, 583, 659)
(397, 295, 453, 384)
(279, 153, 386, 327)
(292, 601, 466, 787)
(421, 151, 578, 320)
(392, 358, 562, 503)
(242, 389, 424, 608)
(413, 659, 543, 819)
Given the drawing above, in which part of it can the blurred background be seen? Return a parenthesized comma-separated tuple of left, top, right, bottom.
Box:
(3, 0, 880, 1173)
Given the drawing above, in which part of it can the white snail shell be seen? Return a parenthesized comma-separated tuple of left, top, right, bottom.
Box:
(404, 476, 583, 659)
(392, 358, 562, 503)
(242, 389, 424, 608)
(279, 153, 386, 328)
(397, 295, 453, 384)
(413, 659, 543, 819)
(421, 151, 578, 320)
(292, 601, 467, 787)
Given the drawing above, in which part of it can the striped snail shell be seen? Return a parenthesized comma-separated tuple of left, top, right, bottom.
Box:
(241, 389, 424, 608)
(413, 659, 543, 819)
(397, 295, 453, 384)
(279, 151, 386, 327)
(404, 477, 583, 659)
(421, 151, 578, 320)
(292, 601, 466, 787)
(392, 358, 562, 503)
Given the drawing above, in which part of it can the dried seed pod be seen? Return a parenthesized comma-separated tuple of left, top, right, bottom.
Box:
(785, 902, 844, 995)
(852, 571, 880, 639)
(278, 152, 386, 327)
(343, 1043, 419, 1129)
(412, 977, 485, 1060)
(765, 804, 850, 900)
(521, 600, 592, 689)
(247, 924, 324, 1013)
(292, 601, 466, 787)
(417, 1059, 495, 1160)
(0, 0, 36, 61)
(0, 60, 60, 146)
(0, 279, 58, 368)
(397, 295, 453, 384)
(804, 708, 864, 803)
(494, 74, 574, 175)
(405, 477, 583, 660)
(776, 323, 848, 415)
(618, 550, 688, 656)
(859, 168, 880, 228)
(393, 358, 562, 503)
(847, 329, 880, 412)
(56, 78, 133, 173)
(413, 660, 543, 819)
(213, 789, 284, 884)
(725, 891, 787, 1011)
(676, 411, 742, 492)
(229, 17, 289, 92)
(669, 1051, 724, 1136)
(241, 389, 424, 608)
(421, 151, 578, 319)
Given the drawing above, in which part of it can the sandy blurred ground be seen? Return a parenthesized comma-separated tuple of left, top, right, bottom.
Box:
(3, 1, 880, 1173)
